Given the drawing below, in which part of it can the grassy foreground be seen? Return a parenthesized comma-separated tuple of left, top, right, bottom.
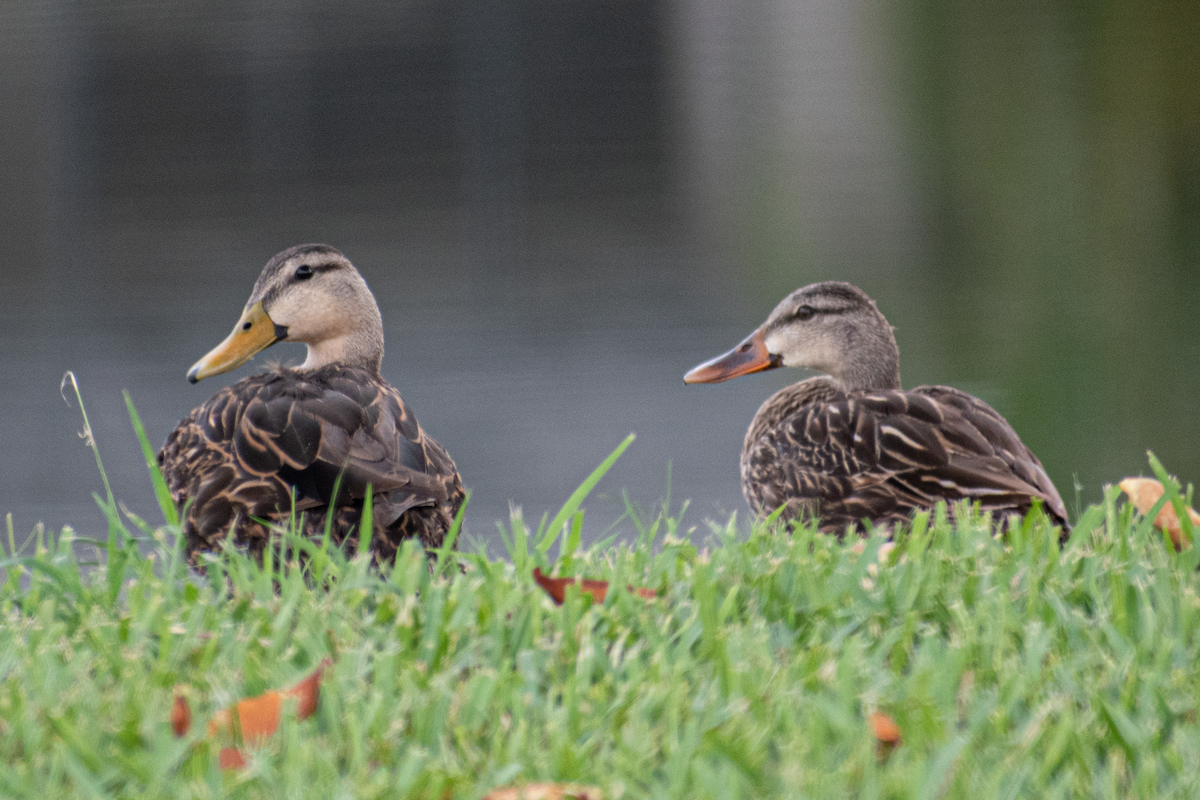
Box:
(3, 400, 1200, 798)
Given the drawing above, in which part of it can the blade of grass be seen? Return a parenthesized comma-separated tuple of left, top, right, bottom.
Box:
(62, 372, 117, 524)
(1147, 451, 1200, 569)
(558, 510, 584, 568)
(64, 372, 136, 602)
(123, 391, 179, 527)
(433, 491, 469, 577)
(358, 488, 374, 559)
(536, 432, 635, 556)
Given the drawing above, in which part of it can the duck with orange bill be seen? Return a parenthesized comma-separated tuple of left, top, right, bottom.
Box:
(685, 281, 1067, 534)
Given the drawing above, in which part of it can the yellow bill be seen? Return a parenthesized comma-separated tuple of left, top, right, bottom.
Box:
(187, 301, 284, 383)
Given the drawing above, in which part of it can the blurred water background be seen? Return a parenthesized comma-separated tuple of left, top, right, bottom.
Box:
(1, 0, 1197, 552)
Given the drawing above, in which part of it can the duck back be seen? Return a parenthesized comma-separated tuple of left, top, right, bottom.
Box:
(741, 377, 1067, 532)
(159, 364, 463, 564)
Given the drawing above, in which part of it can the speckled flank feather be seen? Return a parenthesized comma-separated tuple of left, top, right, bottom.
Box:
(742, 377, 1068, 533)
(160, 363, 463, 564)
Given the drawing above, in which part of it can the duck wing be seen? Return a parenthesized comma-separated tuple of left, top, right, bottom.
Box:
(160, 365, 463, 552)
(904, 386, 1066, 523)
(262, 366, 461, 527)
(742, 385, 1067, 531)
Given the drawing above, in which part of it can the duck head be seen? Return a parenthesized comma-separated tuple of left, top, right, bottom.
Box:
(684, 281, 901, 392)
(187, 244, 385, 383)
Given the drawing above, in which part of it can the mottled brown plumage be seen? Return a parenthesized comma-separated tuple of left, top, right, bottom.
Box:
(159, 244, 463, 564)
(685, 281, 1067, 533)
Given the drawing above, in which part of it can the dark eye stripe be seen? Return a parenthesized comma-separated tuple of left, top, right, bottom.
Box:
(292, 261, 346, 280)
(793, 303, 855, 319)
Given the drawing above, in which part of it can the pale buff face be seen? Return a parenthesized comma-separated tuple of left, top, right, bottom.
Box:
(756, 282, 901, 392)
(186, 244, 389, 382)
(763, 323, 842, 374)
(252, 248, 384, 372)
(264, 277, 363, 344)
(761, 291, 846, 374)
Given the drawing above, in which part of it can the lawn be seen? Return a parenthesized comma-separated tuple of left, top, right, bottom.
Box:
(1, 394, 1199, 799)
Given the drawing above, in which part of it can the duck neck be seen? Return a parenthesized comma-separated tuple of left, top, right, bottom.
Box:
(831, 336, 902, 393)
(835, 357, 901, 393)
(300, 326, 384, 373)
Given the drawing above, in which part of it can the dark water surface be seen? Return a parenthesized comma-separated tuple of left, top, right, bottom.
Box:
(2, 0, 1197, 551)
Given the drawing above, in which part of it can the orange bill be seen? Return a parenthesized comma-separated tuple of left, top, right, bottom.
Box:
(187, 300, 284, 383)
(684, 328, 781, 384)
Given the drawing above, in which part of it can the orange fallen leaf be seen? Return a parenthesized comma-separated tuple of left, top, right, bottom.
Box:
(482, 783, 602, 800)
(870, 710, 901, 761)
(869, 711, 901, 744)
(289, 659, 328, 721)
(207, 658, 332, 744)
(1119, 478, 1200, 550)
(171, 694, 191, 737)
(533, 567, 612, 603)
(532, 567, 656, 605)
(218, 747, 248, 770)
(209, 688, 282, 742)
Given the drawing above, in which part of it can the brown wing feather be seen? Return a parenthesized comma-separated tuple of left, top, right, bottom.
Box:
(741, 379, 1067, 533)
(159, 364, 463, 564)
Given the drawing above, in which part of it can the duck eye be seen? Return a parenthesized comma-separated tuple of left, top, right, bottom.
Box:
(293, 265, 314, 280)
(794, 305, 815, 321)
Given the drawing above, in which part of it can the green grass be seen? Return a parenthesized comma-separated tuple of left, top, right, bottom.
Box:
(2, 393, 1200, 798)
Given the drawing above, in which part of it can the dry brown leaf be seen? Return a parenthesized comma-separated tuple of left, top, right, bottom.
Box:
(207, 658, 331, 743)
(289, 658, 329, 721)
(218, 747, 248, 770)
(532, 567, 655, 605)
(869, 711, 901, 744)
(1119, 478, 1200, 550)
(208, 687, 283, 742)
(171, 694, 191, 738)
(482, 783, 602, 800)
(870, 710, 901, 761)
(169, 660, 332, 769)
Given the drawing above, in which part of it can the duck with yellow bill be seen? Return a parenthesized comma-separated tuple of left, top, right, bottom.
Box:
(159, 244, 464, 565)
